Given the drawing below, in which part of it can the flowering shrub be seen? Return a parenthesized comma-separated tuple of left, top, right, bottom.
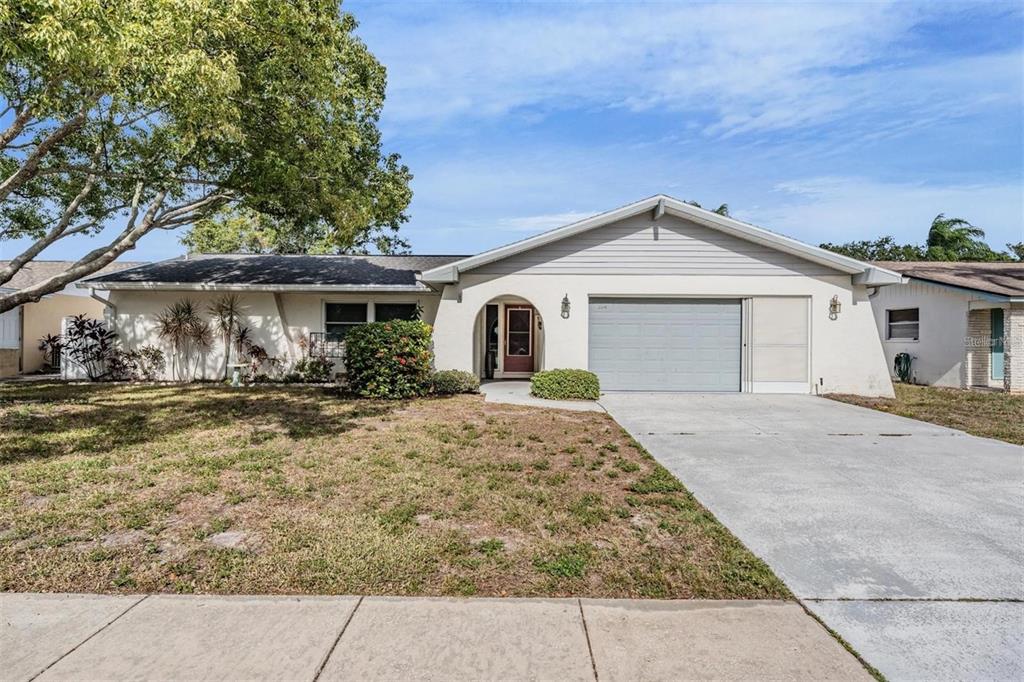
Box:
(343, 320, 433, 399)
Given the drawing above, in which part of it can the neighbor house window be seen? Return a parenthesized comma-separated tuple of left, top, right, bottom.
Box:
(886, 308, 919, 341)
(375, 303, 419, 322)
(325, 303, 367, 339)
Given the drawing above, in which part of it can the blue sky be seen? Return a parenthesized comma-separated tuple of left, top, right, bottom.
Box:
(4, 0, 1023, 262)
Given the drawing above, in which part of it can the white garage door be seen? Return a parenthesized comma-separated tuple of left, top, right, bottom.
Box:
(589, 298, 741, 391)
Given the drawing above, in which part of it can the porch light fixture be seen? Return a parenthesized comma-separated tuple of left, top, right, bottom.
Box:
(561, 294, 571, 319)
(829, 295, 841, 320)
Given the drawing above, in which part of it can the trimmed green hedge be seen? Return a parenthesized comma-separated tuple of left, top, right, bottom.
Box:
(530, 369, 600, 401)
(430, 369, 480, 395)
(343, 320, 433, 399)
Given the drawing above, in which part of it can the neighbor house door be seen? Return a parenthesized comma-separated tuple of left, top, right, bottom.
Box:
(992, 308, 1005, 381)
(504, 305, 534, 373)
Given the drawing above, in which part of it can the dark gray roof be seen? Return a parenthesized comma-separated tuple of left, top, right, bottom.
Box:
(83, 253, 468, 288)
(83, 254, 468, 288)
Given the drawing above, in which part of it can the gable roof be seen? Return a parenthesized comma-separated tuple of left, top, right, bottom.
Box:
(80, 254, 468, 291)
(419, 195, 901, 285)
(872, 261, 1024, 299)
(0, 260, 146, 291)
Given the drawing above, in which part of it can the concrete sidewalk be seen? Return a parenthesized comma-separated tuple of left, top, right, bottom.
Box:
(2, 593, 869, 681)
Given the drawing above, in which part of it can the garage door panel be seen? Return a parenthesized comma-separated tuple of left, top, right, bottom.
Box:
(589, 298, 740, 391)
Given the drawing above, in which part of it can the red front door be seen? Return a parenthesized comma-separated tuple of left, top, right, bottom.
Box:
(504, 305, 534, 373)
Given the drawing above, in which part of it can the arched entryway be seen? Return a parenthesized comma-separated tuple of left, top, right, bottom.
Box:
(472, 295, 545, 379)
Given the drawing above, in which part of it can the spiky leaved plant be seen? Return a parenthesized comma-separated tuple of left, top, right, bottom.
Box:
(208, 294, 245, 380)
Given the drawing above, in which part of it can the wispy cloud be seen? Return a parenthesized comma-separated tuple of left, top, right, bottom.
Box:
(759, 176, 1024, 247)
(354, 1, 1021, 141)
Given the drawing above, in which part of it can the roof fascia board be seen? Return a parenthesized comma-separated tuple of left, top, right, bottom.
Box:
(901, 275, 1011, 302)
(660, 200, 866, 275)
(851, 266, 904, 286)
(77, 282, 434, 293)
(421, 194, 885, 283)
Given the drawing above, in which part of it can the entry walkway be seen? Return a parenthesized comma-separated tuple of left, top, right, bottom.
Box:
(3, 593, 868, 681)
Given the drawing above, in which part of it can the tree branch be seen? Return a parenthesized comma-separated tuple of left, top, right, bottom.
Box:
(0, 144, 104, 287)
(0, 104, 33, 150)
(0, 96, 98, 203)
(0, 188, 167, 314)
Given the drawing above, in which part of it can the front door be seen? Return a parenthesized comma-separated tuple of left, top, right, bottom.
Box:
(504, 305, 534, 373)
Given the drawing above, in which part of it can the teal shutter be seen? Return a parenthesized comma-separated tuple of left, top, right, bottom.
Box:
(991, 308, 1004, 381)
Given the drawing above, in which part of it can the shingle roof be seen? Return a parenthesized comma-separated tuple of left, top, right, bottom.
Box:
(82, 254, 469, 289)
(0, 260, 146, 290)
(872, 261, 1024, 297)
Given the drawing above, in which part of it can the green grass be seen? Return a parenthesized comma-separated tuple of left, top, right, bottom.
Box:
(828, 384, 1024, 445)
(0, 382, 788, 599)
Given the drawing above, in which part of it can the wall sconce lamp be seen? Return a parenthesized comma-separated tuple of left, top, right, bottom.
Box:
(828, 295, 841, 320)
(561, 294, 571, 319)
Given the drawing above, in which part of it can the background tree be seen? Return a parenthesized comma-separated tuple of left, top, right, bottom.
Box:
(821, 215, 1017, 262)
(1006, 242, 1024, 262)
(181, 207, 411, 255)
(818, 236, 925, 261)
(684, 200, 730, 216)
(924, 214, 1007, 262)
(0, 0, 412, 314)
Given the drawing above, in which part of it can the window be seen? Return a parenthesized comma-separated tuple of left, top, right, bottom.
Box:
(325, 303, 367, 340)
(886, 308, 919, 341)
(375, 303, 419, 322)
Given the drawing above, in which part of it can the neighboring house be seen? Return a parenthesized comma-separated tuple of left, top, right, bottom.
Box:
(0, 260, 145, 377)
(80, 195, 902, 396)
(870, 261, 1023, 393)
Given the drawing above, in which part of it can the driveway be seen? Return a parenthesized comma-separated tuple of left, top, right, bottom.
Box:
(601, 393, 1024, 681)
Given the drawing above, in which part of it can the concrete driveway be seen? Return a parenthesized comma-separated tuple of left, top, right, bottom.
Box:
(600, 393, 1024, 681)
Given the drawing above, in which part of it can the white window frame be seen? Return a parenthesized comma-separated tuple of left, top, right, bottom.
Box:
(886, 308, 920, 342)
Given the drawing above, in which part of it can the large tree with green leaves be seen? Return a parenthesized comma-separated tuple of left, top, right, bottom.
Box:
(821, 214, 1018, 262)
(0, 0, 411, 313)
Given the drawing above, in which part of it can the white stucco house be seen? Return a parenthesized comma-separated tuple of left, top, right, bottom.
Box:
(79, 195, 903, 396)
(869, 261, 1023, 393)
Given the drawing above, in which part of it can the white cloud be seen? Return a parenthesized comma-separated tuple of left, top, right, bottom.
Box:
(354, 2, 1022, 139)
(754, 176, 1024, 248)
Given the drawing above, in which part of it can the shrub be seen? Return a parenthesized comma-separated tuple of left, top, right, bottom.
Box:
(287, 356, 335, 383)
(108, 346, 167, 381)
(430, 370, 480, 395)
(343, 320, 433, 399)
(530, 369, 600, 400)
(62, 315, 119, 381)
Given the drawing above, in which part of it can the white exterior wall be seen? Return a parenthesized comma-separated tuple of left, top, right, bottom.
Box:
(106, 289, 441, 381)
(867, 280, 1012, 389)
(432, 212, 892, 396)
(433, 273, 892, 396)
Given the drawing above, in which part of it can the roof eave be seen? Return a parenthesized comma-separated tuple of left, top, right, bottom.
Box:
(852, 266, 904, 286)
(420, 194, 880, 283)
(78, 282, 435, 293)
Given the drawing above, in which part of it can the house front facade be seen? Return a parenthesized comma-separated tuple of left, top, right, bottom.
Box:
(869, 261, 1023, 392)
(81, 195, 901, 396)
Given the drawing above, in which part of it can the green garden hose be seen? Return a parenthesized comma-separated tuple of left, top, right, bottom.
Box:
(893, 352, 913, 383)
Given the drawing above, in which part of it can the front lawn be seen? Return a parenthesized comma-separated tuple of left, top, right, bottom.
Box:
(0, 383, 786, 598)
(828, 384, 1024, 445)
